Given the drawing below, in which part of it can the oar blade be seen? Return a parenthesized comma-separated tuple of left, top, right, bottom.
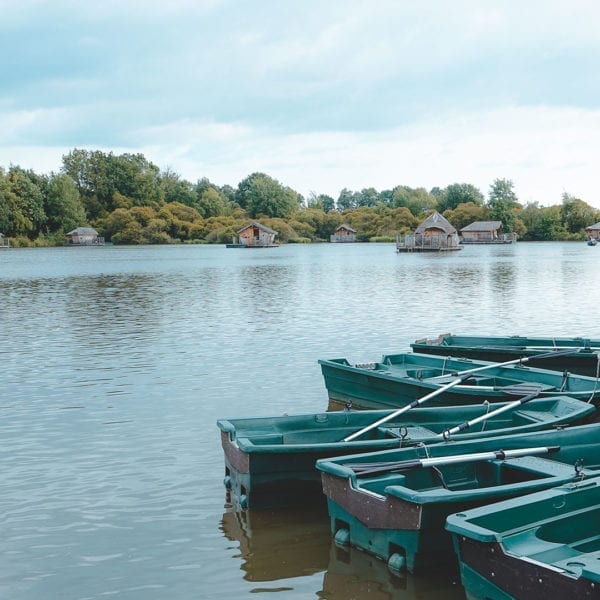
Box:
(496, 383, 544, 396)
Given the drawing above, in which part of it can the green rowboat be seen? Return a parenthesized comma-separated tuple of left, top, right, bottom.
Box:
(217, 397, 595, 509)
(411, 334, 600, 377)
(315, 423, 600, 575)
(318, 352, 600, 409)
(446, 477, 600, 600)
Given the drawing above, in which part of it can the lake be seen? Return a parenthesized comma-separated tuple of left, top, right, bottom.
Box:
(1, 241, 597, 599)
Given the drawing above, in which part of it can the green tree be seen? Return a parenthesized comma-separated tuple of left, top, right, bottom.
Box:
(379, 206, 419, 235)
(45, 173, 87, 233)
(487, 178, 521, 232)
(391, 186, 436, 216)
(358, 187, 380, 207)
(437, 183, 484, 212)
(8, 166, 47, 237)
(235, 173, 300, 218)
(443, 202, 489, 231)
(160, 169, 197, 206)
(197, 187, 231, 218)
(535, 205, 568, 240)
(560, 193, 599, 235)
(306, 192, 335, 213)
(336, 188, 361, 210)
(344, 206, 382, 241)
(0, 168, 22, 235)
(62, 149, 162, 218)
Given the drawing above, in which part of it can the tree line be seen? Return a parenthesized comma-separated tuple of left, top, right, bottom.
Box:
(0, 148, 598, 246)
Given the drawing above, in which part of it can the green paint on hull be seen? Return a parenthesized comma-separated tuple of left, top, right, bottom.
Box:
(318, 352, 600, 409)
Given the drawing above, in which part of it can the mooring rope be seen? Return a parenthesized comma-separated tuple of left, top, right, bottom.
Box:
(481, 400, 491, 432)
(587, 355, 600, 404)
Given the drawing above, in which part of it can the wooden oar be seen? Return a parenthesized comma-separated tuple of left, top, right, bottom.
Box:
(343, 372, 474, 442)
(426, 348, 579, 381)
(350, 445, 560, 477)
(344, 349, 575, 443)
(436, 388, 542, 440)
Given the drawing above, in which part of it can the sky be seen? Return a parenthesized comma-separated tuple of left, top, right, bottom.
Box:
(2, 0, 600, 207)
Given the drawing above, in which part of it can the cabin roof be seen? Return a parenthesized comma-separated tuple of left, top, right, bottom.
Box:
(460, 221, 503, 232)
(237, 221, 278, 235)
(66, 227, 99, 236)
(586, 222, 600, 231)
(415, 211, 457, 234)
(335, 224, 357, 233)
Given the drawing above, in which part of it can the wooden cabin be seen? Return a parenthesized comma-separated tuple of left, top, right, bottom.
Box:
(229, 221, 278, 248)
(396, 211, 462, 252)
(585, 222, 600, 241)
(0, 233, 9, 248)
(330, 224, 357, 243)
(460, 221, 517, 244)
(65, 227, 104, 246)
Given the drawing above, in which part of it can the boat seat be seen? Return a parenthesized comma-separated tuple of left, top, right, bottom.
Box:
(361, 473, 407, 494)
(244, 433, 283, 445)
(512, 409, 557, 424)
(554, 549, 600, 576)
(282, 429, 351, 443)
(406, 368, 444, 379)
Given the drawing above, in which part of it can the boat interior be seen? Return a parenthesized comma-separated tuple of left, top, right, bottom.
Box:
(349, 456, 583, 497)
(456, 480, 600, 572)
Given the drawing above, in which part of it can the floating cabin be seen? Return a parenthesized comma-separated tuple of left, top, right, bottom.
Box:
(330, 224, 357, 243)
(65, 227, 104, 246)
(227, 221, 279, 248)
(396, 211, 462, 252)
(0, 232, 9, 248)
(459, 221, 517, 244)
(585, 221, 600, 241)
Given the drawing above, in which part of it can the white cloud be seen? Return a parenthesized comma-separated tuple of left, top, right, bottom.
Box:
(121, 105, 600, 207)
(2, 1, 600, 209)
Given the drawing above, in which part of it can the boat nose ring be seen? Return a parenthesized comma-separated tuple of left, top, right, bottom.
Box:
(399, 426, 408, 440)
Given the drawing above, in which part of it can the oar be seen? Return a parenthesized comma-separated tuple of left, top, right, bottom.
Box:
(427, 348, 579, 381)
(349, 445, 560, 477)
(343, 348, 574, 443)
(436, 387, 542, 440)
(343, 372, 474, 442)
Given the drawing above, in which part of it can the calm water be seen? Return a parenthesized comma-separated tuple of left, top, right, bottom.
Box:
(1, 241, 598, 600)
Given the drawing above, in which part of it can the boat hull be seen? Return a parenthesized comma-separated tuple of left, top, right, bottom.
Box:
(412, 334, 600, 377)
(319, 353, 600, 410)
(315, 423, 600, 575)
(217, 398, 594, 509)
(446, 478, 600, 600)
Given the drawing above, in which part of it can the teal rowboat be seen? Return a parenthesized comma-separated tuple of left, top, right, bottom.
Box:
(315, 423, 600, 575)
(446, 477, 600, 600)
(318, 352, 600, 409)
(411, 334, 600, 377)
(217, 397, 595, 509)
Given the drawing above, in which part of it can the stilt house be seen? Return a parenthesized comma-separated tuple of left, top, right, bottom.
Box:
(396, 211, 462, 252)
(330, 224, 357, 243)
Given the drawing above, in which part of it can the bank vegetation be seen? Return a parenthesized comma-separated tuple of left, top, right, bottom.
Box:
(1, 149, 598, 246)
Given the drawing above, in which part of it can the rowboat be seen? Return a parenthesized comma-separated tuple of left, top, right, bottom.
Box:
(315, 423, 600, 575)
(411, 334, 600, 377)
(217, 397, 595, 509)
(446, 476, 600, 599)
(318, 352, 600, 409)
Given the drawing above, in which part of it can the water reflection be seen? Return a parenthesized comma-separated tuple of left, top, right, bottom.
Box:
(219, 502, 465, 599)
(321, 544, 465, 600)
(220, 504, 330, 581)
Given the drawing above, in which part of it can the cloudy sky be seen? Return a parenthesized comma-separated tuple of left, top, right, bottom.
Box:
(2, 0, 600, 206)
